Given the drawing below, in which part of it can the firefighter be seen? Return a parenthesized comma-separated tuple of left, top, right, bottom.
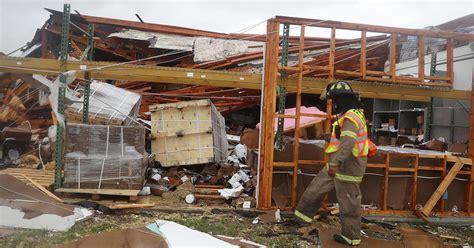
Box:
(294, 81, 369, 246)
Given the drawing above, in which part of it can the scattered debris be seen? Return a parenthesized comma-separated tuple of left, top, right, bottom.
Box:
(0, 174, 92, 231)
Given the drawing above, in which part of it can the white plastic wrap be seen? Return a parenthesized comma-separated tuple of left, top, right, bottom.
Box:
(66, 81, 141, 125)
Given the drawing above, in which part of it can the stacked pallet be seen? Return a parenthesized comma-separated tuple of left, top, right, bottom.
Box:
(63, 124, 147, 190)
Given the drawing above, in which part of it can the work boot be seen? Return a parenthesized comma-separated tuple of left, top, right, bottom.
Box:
(333, 234, 361, 246)
(293, 209, 312, 227)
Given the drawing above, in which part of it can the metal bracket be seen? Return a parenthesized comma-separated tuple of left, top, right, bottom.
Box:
(82, 24, 94, 124)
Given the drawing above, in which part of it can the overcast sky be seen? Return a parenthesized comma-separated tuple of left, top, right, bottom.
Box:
(0, 0, 472, 54)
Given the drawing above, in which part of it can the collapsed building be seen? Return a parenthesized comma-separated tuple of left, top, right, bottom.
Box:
(0, 5, 474, 246)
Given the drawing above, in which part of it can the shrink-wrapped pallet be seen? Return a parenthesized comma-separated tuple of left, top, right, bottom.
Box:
(63, 124, 147, 190)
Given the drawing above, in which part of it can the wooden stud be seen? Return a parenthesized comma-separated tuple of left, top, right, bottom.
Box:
(328, 27, 336, 80)
(421, 160, 465, 216)
(325, 99, 332, 133)
(411, 156, 419, 211)
(446, 38, 454, 86)
(258, 19, 280, 209)
(418, 36, 425, 83)
(389, 33, 397, 81)
(360, 31, 367, 80)
(466, 68, 474, 214)
(440, 157, 447, 211)
(383, 153, 390, 210)
(291, 25, 305, 208)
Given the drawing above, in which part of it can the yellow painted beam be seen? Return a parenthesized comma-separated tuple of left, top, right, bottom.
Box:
(0, 55, 470, 101)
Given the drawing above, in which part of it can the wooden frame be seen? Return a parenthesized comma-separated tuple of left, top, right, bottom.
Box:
(257, 17, 474, 217)
(266, 16, 474, 87)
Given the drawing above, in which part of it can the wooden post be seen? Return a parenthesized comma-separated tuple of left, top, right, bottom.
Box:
(421, 160, 464, 216)
(418, 36, 425, 83)
(291, 26, 305, 208)
(411, 155, 419, 211)
(446, 38, 454, 86)
(258, 19, 280, 209)
(360, 31, 367, 80)
(389, 33, 397, 82)
(325, 99, 332, 133)
(466, 68, 474, 214)
(439, 157, 447, 212)
(328, 27, 336, 80)
(383, 153, 390, 210)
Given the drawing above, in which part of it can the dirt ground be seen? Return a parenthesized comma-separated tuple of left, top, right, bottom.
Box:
(1, 207, 473, 247)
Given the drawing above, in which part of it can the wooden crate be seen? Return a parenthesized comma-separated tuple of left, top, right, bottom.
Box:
(150, 99, 228, 167)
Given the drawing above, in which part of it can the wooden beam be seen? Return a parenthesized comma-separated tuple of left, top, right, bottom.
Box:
(421, 160, 465, 216)
(447, 38, 454, 86)
(328, 27, 336, 80)
(360, 31, 367, 80)
(291, 26, 305, 208)
(274, 16, 474, 41)
(418, 36, 425, 83)
(389, 33, 397, 81)
(0, 56, 470, 101)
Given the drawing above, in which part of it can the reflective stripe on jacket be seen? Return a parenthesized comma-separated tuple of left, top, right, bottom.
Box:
(325, 109, 369, 157)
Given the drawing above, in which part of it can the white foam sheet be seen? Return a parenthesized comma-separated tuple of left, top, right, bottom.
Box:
(0, 206, 92, 231)
(156, 220, 238, 248)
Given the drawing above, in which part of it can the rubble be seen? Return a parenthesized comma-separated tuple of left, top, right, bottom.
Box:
(0, 174, 92, 231)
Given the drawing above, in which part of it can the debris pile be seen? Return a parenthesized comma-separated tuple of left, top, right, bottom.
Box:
(139, 141, 256, 207)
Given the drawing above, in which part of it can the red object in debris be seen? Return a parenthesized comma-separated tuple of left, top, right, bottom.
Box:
(368, 140, 377, 157)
